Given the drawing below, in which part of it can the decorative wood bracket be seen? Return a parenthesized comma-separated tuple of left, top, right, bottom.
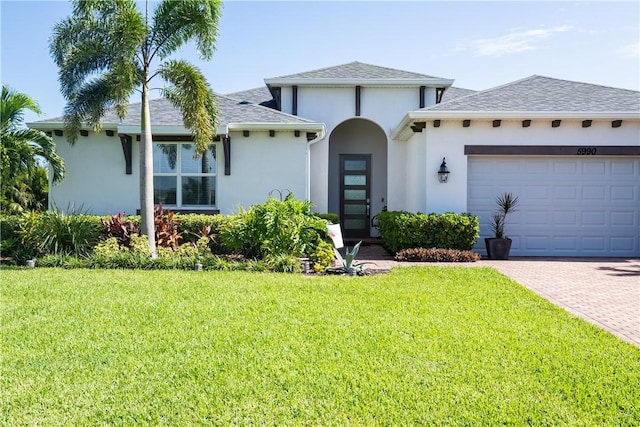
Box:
(223, 135, 231, 175)
(411, 122, 426, 133)
(292, 85, 298, 116)
(118, 133, 133, 175)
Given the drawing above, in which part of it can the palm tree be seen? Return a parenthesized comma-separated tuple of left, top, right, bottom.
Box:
(50, 0, 221, 255)
(1, 84, 65, 212)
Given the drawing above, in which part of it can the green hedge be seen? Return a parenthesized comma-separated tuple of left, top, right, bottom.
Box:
(375, 211, 479, 253)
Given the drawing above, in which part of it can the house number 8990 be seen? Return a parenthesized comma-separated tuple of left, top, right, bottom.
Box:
(577, 147, 597, 155)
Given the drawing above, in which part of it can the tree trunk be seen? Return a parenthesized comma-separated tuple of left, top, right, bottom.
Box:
(140, 81, 157, 257)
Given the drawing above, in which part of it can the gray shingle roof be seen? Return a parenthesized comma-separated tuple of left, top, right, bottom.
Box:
(440, 86, 477, 103)
(35, 93, 315, 127)
(269, 61, 444, 80)
(425, 75, 640, 112)
(225, 86, 276, 108)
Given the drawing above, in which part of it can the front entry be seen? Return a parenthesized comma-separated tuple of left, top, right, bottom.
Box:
(340, 154, 371, 237)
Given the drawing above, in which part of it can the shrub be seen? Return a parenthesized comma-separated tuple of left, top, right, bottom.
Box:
(37, 254, 89, 268)
(154, 205, 182, 248)
(0, 214, 34, 264)
(176, 213, 234, 254)
(375, 211, 479, 253)
(19, 209, 102, 257)
(395, 247, 480, 263)
(309, 239, 335, 272)
(220, 195, 329, 259)
(315, 213, 339, 224)
(101, 213, 140, 248)
(265, 253, 303, 273)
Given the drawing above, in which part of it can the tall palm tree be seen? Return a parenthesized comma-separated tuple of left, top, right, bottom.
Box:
(50, 0, 221, 255)
(1, 84, 65, 212)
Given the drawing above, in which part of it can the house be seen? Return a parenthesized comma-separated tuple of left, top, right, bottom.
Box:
(30, 62, 640, 257)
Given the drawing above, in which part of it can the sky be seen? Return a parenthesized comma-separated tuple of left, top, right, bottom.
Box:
(1, 0, 639, 123)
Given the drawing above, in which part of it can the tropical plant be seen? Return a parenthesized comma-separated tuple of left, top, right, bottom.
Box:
(1, 84, 65, 213)
(221, 195, 329, 259)
(490, 192, 520, 239)
(50, 0, 222, 255)
(325, 241, 374, 276)
(19, 207, 101, 258)
(101, 212, 140, 248)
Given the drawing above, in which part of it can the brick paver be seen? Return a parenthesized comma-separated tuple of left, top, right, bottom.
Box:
(356, 245, 640, 346)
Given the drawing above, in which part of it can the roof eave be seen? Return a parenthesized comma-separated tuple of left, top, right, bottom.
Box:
(264, 78, 455, 87)
(391, 110, 640, 141)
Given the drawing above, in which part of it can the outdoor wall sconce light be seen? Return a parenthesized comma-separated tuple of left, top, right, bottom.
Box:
(438, 158, 450, 183)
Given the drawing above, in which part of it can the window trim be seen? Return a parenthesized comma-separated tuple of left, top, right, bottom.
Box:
(153, 142, 217, 208)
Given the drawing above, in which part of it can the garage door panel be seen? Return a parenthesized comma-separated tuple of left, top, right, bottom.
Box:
(582, 186, 606, 200)
(611, 160, 636, 175)
(554, 211, 577, 224)
(468, 157, 640, 257)
(611, 211, 636, 226)
(524, 185, 550, 199)
(555, 186, 578, 200)
(582, 160, 606, 175)
(553, 160, 578, 174)
(525, 211, 549, 225)
(611, 185, 635, 201)
(582, 211, 606, 226)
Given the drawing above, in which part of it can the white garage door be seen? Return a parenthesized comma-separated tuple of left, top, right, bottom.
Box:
(468, 157, 640, 257)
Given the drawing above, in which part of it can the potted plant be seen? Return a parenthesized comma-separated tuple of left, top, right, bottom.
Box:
(485, 192, 519, 260)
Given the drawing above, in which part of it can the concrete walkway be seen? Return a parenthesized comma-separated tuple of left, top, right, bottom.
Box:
(355, 245, 640, 347)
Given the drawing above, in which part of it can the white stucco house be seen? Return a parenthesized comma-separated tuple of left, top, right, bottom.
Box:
(31, 62, 640, 257)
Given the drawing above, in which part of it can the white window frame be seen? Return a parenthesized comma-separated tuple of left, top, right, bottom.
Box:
(153, 142, 217, 208)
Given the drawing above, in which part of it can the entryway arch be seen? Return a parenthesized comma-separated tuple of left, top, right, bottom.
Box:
(328, 118, 387, 238)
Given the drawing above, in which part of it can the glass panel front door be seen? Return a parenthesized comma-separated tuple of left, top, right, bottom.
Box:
(340, 154, 371, 238)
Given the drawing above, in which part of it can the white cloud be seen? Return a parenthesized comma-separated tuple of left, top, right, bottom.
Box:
(469, 26, 573, 57)
(616, 42, 640, 59)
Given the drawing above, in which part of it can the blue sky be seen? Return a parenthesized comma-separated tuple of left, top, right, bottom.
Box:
(1, 1, 638, 123)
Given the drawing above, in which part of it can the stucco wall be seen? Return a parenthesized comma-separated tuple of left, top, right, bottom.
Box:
(400, 118, 640, 214)
(299, 85, 437, 215)
(49, 130, 308, 216)
(49, 132, 140, 215)
(217, 130, 308, 214)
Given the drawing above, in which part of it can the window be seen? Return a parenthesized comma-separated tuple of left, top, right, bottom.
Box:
(153, 143, 216, 207)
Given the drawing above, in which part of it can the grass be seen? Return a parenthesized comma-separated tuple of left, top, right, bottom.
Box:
(1, 267, 639, 425)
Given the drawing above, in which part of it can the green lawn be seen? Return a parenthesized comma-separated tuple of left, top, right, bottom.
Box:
(2, 267, 638, 425)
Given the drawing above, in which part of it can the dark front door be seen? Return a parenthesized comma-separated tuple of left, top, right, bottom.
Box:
(340, 154, 371, 238)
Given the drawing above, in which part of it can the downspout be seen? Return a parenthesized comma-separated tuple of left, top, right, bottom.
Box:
(305, 125, 327, 202)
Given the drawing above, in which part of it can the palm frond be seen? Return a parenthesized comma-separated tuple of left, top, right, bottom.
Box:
(50, 0, 145, 142)
(159, 60, 218, 156)
(1, 84, 42, 131)
(151, 0, 221, 60)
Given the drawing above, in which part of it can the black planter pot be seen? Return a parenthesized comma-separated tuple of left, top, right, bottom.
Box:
(485, 238, 512, 260)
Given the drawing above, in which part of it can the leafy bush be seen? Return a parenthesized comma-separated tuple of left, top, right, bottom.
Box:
(375, 211, 479, 253)
(395, 248, 480, 263)
(309, 239, 335, 272)
(315, 213, 339, 224)
(101, 213, 140, 248)
(19, 209, 102, 257)
(37, 254, 89, 268)
(220, 195, 329, 259)
(0, 214, 34, 264)
(265, 253, 303, 273)
(154, 205, 182, 248)
(176, 213, 234, 254)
